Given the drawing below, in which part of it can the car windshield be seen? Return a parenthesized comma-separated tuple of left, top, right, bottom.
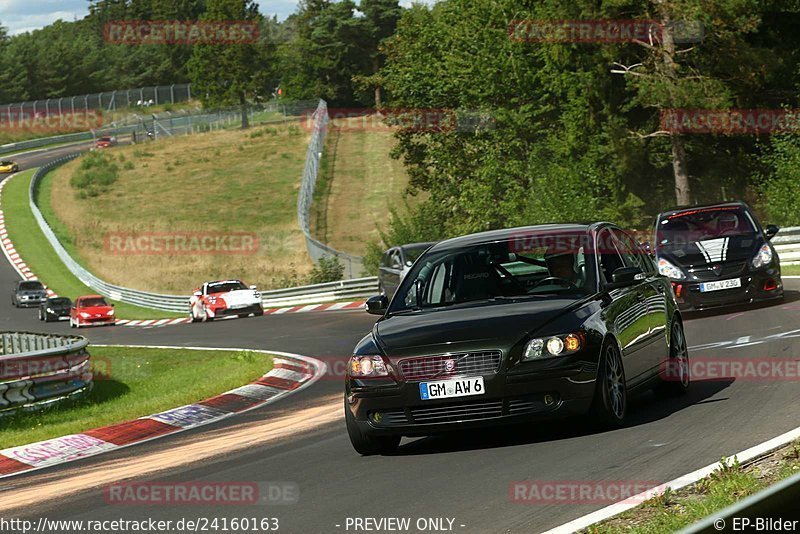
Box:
(1, 161, 12, 165)
(389, 230, 597, 313)
(402, 244, 433, 265)
(81, 297, 108, 307)
(99, 137, 111, 142)
(50, 298, 71, 306)
(657, 206, 756, 248)
(19, 281, 44, 291)
(207, 281, 247, 294)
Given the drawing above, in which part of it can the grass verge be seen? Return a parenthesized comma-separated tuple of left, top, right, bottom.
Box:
(312, 115, 412, 256)
(2, 169, 182, 319)
(586, 442, 800, 533)
(43, 122, 311, 294)
(782, 265, 800, 276)
(0, 346, 274, 449)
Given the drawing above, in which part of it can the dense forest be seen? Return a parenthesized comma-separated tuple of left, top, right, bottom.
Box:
(2, 0, 800, 251)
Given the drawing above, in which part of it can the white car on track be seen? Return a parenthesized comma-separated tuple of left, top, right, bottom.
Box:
(189, 280, 263, 322)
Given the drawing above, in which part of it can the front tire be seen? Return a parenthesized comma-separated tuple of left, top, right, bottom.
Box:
(345, 399, 401, 455)
(654, 318, 690, 397)
(589, 340, 627, 427)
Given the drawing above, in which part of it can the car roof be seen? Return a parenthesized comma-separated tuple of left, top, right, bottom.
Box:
(657, 201, 749, 220)
(428, 223, 597, 252)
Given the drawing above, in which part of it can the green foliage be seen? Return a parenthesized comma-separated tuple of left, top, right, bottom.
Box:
(757, 134, 800, 226)
(308, 255, 345, 284)
(70, 151, 119, 198)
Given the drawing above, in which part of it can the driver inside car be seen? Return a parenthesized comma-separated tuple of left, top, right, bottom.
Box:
(544, 249, 579, 284)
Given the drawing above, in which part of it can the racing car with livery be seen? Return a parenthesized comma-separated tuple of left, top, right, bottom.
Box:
(190, 280, 263, 322)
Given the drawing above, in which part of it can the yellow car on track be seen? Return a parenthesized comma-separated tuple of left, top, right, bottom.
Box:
(0, 160, 19, 173)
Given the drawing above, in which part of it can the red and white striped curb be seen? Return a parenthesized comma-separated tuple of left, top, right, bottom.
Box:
(115, 301, 368, 327)
(0, 173, 367, 326)
(0, 348, 325, 479)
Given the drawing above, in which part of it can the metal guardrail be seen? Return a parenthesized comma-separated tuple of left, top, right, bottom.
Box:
(0, 332, 92, 415)
(680, 470, 800, 533)
(774, 226, 800, 266)
(28, 156, 378, 313)
(297, 99, 365, 279)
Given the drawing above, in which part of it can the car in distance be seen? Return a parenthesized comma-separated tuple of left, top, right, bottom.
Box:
(0, 160, 19, 173)
(378, 242, 436, 299)
(70, 295, 116, 328)
(11, 280, 48, 308)
(190, 280, 263, 322)
(345, 223, 689, 455)
(94, 136, 117, 149)
(654, 201, 783, 311)
(39, 297, 73, 322)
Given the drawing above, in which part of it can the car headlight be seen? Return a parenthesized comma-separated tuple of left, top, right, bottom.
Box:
(658, 258, 685, 280)
(751, 243, 773, 269)
(348, 355, 390, 377)
(79, 312, 90, 318)
(523, 332, 583, 361)
(107, 309, 115, 316)
(46, 308, 53, 313)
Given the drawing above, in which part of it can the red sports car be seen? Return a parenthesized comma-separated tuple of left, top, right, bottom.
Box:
(70, 295, 116, 328)
(95, 136, 117, 149)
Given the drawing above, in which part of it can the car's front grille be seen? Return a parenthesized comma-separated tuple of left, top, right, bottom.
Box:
(369, 395, 557, 427)
(398, 351, 502, 381)
(689, 261, 747, 281)
(410, 400, 504, 424)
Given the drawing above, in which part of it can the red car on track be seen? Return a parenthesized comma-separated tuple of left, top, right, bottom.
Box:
(94, 136, 117, 149)
(70, 295, 116, 328)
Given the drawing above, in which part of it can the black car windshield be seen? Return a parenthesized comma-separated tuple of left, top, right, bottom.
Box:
(81, 297, 108, 307)
(207, 281, 247, 294)
(390, 231, 597, 312)
(402, 244, 432, 265)
(657, 207, 756, 248)
(19, 281, 44, 291)
(49, 298, 71, 306)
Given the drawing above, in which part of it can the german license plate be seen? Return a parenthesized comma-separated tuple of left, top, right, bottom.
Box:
(419, 377, 485, 400)
(700, 278, 742, 292)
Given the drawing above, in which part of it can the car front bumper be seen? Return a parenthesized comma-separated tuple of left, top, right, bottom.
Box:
(346, 355, 598, 437)
(16, 296, 46, 307)
(672, 270, 783, 311)
(210, 303, 264, 317)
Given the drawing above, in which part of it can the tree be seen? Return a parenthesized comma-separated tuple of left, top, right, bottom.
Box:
(354, 0, 402, 107)
(187, 0, 268, 128)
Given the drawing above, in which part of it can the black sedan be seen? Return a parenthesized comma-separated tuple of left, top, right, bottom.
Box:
(654, 201, 783, 311)
(345, 223, 689, 455)
(39, 297, 73, 322)
(11, 280, 48, 308)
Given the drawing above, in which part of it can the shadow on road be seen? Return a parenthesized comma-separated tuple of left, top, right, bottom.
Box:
(683, 289, 799, 321)
(392, 378, 734, 456)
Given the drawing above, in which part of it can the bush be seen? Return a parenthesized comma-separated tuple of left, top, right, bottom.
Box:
(757, 135, 800, 226)
(70, 151, 119, 198)
(307, 256, 345, 284)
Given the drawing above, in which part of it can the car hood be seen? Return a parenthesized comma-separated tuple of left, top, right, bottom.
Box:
(212, 289, 259, 306)
(657, 234, 762, 268)
(375, 297, 589, 358)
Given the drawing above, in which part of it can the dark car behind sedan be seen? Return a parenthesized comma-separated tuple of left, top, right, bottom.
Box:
(11, 280, 48, 308)
(378, 242, 436, 299)
(345, 223, 689, 455)
(654, 201, 783, 311)
(39, 297, 73, 322)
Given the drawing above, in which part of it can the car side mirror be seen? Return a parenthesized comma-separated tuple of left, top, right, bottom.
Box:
(193, 291, 202, 297)
(607, 266, 644, 289)
(365, 295, 389, 315)
(765, 224, 779, 240)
